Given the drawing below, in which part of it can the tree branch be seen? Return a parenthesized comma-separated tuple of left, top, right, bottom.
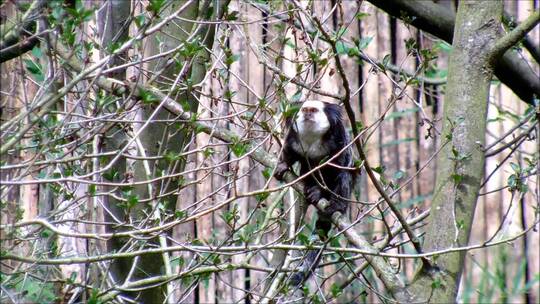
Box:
(367, 0, 540, 104)
(504, 12, 540, 64)
(312, 17, 428, 263)
(0, 0, 46, 62)
(491, 9, 540, 61)
(54, 42, 415, 304)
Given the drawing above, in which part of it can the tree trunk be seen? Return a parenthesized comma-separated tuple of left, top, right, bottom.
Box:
(94, 0, 133, 299)
(410, 1, 503, 302)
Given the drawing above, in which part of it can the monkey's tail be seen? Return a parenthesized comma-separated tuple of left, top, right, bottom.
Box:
(289, 242, 327, 287)
(289, 217, 331, 286)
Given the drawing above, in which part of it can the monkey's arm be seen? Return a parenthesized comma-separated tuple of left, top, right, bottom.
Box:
(326, 170, 352, 215)
(318, 143, 353, 215)
(274, 134, 299, 181)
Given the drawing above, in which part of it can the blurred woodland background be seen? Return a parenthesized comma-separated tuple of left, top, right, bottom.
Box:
(1, 0, 539, 303)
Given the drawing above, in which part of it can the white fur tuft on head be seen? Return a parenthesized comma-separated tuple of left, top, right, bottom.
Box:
(292, 100, 330, 158)
(294, 100, 330, 136)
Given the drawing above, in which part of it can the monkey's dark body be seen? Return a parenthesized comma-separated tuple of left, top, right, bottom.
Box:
(275, 102, 353, 234)
(274, 102, 353, 286)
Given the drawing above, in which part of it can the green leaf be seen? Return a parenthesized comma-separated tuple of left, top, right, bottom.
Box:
(88, 184, 96, 195)
(262, 168, 272, 180)
(67, 272, 78, 284)
(291, 90, 303, 102)
(203, 148, 215, 158)
(40, 228, 53, 238)
(355, 12, 370, 20)
(31, 46, 42, 58)
(431, 278, 442, 289)
(225, 54, 240, 66)
(435, 41, 452, 53)
(509, 162, 520, 173)
(393, 170, 405, 180)
(175, 210, 187, 219)
(138, 88, 159, 105)
(225, 10, 239, 21)
(165, 151, 183, 162)
(88, 289, 102, 304)
(297, 233, 309, 245)
(336, 27, 347, 38)
(451, 147, 459, 159)
(255, 192, 270, 202)
(372, 166, 385, 174)
(147, 0, 165, 14)
(377, 54, 391, 71)
(457, 219, 465, 230)
(358, 36, 373, 50)
(239, 223, 256, 242)
(451, 173, 463, 183)
(23, 59, 44, 82)
(507, 174, 518, 190)
(134, 14, 146, 28)
(330, 283, 343, 297)
(335, 41, 348, 54)
(231, 142, 248, 157)
(221, 205, 239, 225)
(283, 103, 301, 119)
(284, 37, 296, 49)
(171, 256, 185, 269)
(126, 193, 139, 208)
(224, 90, 237, 100)
(103, 168, 119, 181)
(404, 38, 417, 52)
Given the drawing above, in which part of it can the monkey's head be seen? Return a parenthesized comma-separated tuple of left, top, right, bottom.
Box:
(293, 100, 331, 137)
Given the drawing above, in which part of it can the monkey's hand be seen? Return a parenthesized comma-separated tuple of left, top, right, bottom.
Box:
(273, 162, 289, 181)
(321, 198, 347, 217)
(306, 186, 322, 205)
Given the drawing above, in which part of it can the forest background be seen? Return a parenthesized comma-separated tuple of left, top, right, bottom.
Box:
(1, 0, 539, 303)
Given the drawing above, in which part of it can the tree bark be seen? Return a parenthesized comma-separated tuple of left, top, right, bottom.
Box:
(409, 1, 503, 302)
(94, 0, 134, 300)
(367, 0, 540, 104)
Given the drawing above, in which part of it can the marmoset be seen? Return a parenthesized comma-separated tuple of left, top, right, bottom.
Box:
(274, 100, 353, 285)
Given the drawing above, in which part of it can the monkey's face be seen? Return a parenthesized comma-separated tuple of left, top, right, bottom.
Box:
(294, 100, 330, 137)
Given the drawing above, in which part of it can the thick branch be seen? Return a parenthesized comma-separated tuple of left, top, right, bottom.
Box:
(491, 9, 540, 60)
(408, 1, 502, 302)
(0, 0, 46, 62)
(522, 34, 540, 63)
(504, 12, 540, 64)
(317, 200, 414, 302)
(368, 0, 540, 104)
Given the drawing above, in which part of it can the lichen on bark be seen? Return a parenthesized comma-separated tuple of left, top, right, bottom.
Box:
(409, 1, 503, 302)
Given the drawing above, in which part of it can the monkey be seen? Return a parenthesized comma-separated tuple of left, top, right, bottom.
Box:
(274, 100, 354, 286)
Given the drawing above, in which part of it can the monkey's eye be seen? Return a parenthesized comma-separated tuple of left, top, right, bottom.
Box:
(302, 107, 318, 114)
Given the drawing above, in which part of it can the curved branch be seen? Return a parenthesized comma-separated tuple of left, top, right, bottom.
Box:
(504, 12, 540, 64)
(0, 0, 46, 62)
(491, 9, 540, 61)
(368, 0, 540, 104)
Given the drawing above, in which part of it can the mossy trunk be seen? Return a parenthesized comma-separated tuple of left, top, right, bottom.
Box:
(409, 1, 502, 302)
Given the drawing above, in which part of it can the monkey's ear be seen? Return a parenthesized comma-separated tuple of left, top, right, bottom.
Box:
(323, 103, 343, 126)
